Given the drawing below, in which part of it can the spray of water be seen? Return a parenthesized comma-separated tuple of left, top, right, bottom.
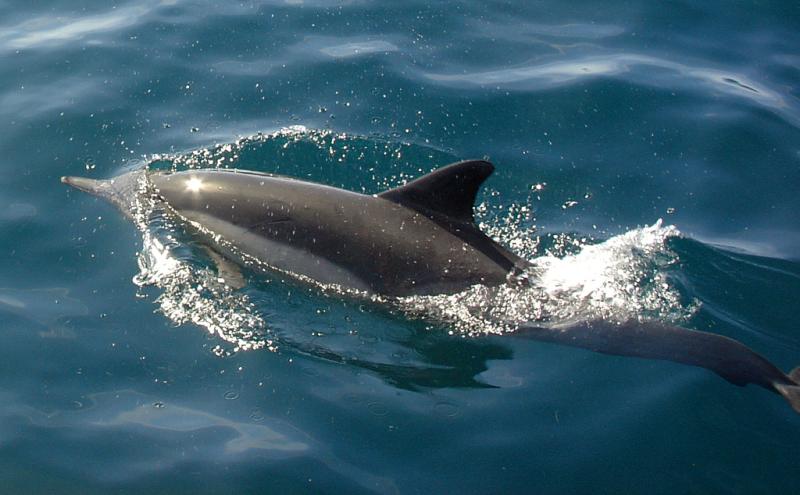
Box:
(127, 168, 272, 354)
(396, 219, 694, 337)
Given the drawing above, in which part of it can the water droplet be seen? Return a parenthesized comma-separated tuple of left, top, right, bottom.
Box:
(367, 401, 388, 416)
(344, 393, 363, 404)
(434, 402, 460, 418)
(300, 366, 320, 377)
(223, 390, 240, 400)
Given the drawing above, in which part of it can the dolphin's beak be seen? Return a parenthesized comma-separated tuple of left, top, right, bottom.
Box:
(60, 169, 145, 219)
(61, 176, 105, 195)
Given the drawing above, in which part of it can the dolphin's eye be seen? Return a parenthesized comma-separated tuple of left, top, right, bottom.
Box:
(185, 177, 204, 193)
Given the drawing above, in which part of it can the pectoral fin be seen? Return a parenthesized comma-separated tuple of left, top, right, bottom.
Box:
(203, 247, 246, 289)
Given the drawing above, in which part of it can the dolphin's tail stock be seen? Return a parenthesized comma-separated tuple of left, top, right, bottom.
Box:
(515, 319, 800, 414)
(62, 169, 145, 218)
(775, 368, 800, 414)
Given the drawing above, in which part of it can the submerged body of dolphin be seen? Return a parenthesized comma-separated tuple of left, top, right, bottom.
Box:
(62, 160, 800, 413)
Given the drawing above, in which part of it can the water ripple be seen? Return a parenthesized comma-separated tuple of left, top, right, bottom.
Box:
(0, 76, 105, 119)
(420, 53, 798, 124)
(0, 1, 175, 51)
(469, 19, 626, 41)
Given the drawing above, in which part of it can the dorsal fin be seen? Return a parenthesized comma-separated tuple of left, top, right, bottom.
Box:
(378, 160, 494, 222)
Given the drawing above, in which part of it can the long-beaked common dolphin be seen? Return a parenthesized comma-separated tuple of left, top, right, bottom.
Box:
(62, 160, 800, 413)
(65, 160, 528, 296)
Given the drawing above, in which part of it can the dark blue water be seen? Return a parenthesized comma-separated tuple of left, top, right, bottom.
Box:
(2, 1, 800, 493)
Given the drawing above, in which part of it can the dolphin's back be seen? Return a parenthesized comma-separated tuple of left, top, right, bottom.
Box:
(148, 161, 523, 295)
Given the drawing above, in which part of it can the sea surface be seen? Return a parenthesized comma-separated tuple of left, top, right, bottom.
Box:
(1, 1, 799, 493)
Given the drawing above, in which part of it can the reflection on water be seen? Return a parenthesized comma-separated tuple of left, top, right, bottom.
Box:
(307, 37, 400, 59)
(421, 53, 790, 117)
(0, 0, 170, 51)
(0, 287, 87, 337)
(0, 76, 105, 119)
(6, 389, 308, 461)
(89, 390, 308, 455)
(2, 389, 396, 491)
(0, 202, 37, 221)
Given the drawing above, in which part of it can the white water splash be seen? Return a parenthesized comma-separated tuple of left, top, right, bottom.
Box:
(128, 170, 272, 354)
(397, 220, 695, 337)
(533, 220, 690, 321)
(148, 125, 313, 171)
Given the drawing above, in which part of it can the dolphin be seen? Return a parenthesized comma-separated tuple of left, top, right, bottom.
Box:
(64, 160, 528, 296)
(62, 160, 800, 413)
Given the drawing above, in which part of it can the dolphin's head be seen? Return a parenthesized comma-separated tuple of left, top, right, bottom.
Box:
(62, 169, 146, 218)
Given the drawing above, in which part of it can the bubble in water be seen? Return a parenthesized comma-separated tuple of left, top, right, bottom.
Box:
(249, 408, 265, 422)
(433, 401, 460, 418)
(367, 401, 389, 416)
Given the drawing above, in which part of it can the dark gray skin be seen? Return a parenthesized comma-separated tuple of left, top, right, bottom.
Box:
(62, 160, 800, 413)
(63, 160, 527, 296)
(146, 160, 528, 296)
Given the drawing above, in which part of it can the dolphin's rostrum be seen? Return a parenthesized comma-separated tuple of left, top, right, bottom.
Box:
(62, 160, 800, 413)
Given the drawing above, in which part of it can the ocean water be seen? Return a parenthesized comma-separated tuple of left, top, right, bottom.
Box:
(1, 1, 799, 493)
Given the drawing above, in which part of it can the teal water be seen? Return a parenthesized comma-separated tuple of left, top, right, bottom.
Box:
(1, 1, 800, 493)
